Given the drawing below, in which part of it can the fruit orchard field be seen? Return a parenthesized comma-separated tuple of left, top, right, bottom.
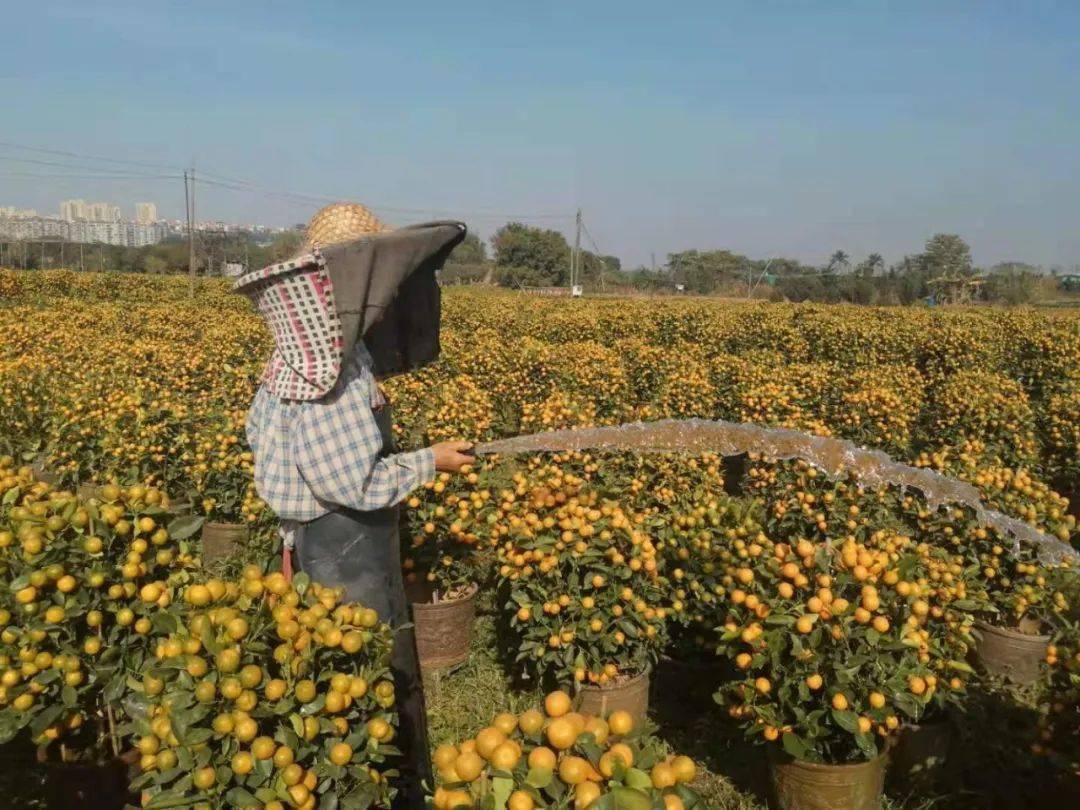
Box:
(1, 269, 1077, 532)
(0, 268, 1078, 809)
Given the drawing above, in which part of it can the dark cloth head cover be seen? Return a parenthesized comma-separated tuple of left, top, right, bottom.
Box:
(324, 221, 465, 378)
(234, 221, 465, 400)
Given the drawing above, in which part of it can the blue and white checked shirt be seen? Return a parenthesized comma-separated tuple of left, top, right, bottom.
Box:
(246, 344, 435, 533)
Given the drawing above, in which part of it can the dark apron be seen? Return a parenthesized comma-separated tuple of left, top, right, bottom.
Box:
(294, 405, 432, 809)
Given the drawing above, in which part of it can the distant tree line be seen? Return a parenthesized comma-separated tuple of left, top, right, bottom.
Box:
(4, 223, 1075, 305)
(448, 226, 1073, 305)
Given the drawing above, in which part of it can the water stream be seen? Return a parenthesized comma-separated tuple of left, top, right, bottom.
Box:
(475, 419, 1076, 563)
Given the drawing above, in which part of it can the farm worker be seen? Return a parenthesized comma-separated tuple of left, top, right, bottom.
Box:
(235, 202, 473, 808)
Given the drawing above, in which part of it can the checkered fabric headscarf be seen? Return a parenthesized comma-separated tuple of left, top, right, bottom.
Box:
(233, 251, 344, 401)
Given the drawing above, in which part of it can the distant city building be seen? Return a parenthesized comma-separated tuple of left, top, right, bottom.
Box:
(2, 201, 289, 250)
(0, 206, 38, 218)
(0, 215, 166, 247)
(60, 199, 88, 221)
(135, 202, 158, 223)
(60, 199, 122, 222)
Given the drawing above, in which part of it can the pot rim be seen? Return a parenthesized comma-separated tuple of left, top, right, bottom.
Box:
(204, 520, 248, 529)
(768, 746, 889, 771)
(973, 618, 1050, 641)
(577, 664, 652, 693)
(410, 581, 479, 608)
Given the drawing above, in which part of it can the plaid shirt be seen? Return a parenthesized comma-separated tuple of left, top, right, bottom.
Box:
(246, 344, 435, 525)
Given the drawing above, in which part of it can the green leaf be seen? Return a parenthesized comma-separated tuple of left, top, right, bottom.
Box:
(612, 786, 654, 810)
(854, 731, 879, 759)
(492, 775, 513, 810)
(29, 704, 64, 737)
(168, 514, 204, 540)
(831, 709, 860, 734)
(893, 692, 922, 719)
(765, 614, 796, 627)
(951, 599, 983, 611)
(293, 572, 310, 595)
(225, 786, 260, 808)
(781, 731, 809, 760)
(525, 767, 553, 789)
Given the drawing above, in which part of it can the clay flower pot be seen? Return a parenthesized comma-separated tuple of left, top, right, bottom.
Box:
(973, 618, 1050, 685)
(200, 521, 247, 566)
(575, 666, 651, 727)
(888, 718, 952, 791)
(411, 583, 479, 670)
(768, 747, 888, 810)
(76, 483, 103, 501)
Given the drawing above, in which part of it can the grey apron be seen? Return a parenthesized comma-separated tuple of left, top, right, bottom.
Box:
(294, 404, 432, 809)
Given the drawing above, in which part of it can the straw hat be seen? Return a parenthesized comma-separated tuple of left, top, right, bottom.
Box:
(305, 202, 392, 249)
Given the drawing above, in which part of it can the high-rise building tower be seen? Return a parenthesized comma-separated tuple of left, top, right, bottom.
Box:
(135, 202, 158, 223)
(60, 199, 88, 221)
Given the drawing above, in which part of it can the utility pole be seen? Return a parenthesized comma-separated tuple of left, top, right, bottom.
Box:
(79, 242, 84, 272)
(185, 168, 196, 297)
(572, 208, 582, 290)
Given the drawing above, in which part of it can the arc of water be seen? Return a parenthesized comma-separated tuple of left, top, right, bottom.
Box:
(474, 419, 1077, 564)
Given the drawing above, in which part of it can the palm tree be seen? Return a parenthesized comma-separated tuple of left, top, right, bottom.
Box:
(826, 250, 850, 273)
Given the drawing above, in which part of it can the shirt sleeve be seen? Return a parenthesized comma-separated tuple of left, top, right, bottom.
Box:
(289, 367, 435, 512)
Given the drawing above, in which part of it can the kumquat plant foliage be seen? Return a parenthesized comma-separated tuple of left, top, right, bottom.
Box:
(1, 268, 1079, 807)
(430, 689, 703, 810)
(0, 462, 191, 758)
(130, 570, 401, 809)
(494, 458, 670, 686)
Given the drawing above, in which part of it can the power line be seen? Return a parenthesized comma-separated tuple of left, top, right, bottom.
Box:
(580, 219, 603, 256)
(0, 170, 178, 181)
(1, 139, 576, 227)
(0, 154, 180, 178)
(197, 173, 572, 221)
(0, 140, 182, 172)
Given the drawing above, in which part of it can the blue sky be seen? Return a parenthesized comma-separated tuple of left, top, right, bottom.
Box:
(3, 1, 1079, 269)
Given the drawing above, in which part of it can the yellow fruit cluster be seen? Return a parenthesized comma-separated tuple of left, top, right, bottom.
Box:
(431, 689, 701, 809)
(134, 570, 400, 809)
(0, 462, 190, 746)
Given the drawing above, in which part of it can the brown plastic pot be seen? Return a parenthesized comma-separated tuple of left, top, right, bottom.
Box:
(575, 666, 651, 727)
(973, 619, 1049, 685)
(201, 521, 247, 566)
(77, 483, 103, 501)
(31, 462, 58, 485)
(411, 583, 478, 670)
(889, 718, 952, 789)
(36, 747, 139, 810)
(768, 748, 887, 810)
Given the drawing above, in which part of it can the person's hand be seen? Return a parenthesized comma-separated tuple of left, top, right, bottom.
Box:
(430, 441, 475, 473)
